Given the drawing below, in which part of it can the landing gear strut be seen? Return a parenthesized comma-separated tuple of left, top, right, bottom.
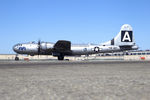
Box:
(58, 56, 64, 60)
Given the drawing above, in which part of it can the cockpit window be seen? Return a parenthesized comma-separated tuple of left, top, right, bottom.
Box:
(29, 41, 36, 44)
(16, 44, 22, 46)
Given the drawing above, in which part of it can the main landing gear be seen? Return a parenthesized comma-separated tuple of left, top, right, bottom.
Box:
(58, 56, 64, 60)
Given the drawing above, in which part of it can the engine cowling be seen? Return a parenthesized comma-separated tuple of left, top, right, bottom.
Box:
(41, 42, 54, 50)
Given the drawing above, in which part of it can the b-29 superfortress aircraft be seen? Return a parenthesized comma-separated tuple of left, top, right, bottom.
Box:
(13, 24, 138, 60)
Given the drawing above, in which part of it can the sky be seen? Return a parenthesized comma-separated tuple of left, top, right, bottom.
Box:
(0, 0, 150, 54)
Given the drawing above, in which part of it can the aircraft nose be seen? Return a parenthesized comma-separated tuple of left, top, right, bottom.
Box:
(13, 44, 18, 52)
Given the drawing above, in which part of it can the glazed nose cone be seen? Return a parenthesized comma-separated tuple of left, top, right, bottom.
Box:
(13, 44, 18, 52)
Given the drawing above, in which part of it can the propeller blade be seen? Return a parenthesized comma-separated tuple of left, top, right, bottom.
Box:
(38, 39, 41, 55)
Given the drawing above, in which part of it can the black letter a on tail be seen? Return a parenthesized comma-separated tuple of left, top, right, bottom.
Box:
(121, 31, 133, 42)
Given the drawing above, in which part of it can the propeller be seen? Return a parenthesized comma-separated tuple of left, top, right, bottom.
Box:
(38, 39, 41, 55)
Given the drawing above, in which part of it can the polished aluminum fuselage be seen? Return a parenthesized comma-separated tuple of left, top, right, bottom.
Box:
(13, 24, 139, 56)
(13, 42, 123, 56)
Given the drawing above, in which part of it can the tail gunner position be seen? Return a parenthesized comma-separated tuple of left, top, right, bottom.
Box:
(13, 24, 138, 60)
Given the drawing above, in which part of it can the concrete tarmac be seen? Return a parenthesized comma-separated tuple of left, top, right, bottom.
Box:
(0, 61, 150, 100)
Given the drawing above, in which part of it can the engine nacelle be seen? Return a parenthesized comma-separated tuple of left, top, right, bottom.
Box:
(41, 42, 54, 50)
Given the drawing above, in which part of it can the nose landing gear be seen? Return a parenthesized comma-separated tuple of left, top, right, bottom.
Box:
(15, 54, 19, 61)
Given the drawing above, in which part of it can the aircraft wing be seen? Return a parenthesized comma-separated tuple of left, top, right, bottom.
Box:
(52, 40, 72, 55)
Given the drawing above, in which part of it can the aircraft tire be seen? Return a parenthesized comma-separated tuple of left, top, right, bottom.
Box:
(15, 57, 19, 61)
(58, 56, 64, 60)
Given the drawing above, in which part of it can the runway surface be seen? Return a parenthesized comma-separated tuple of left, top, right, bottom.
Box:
(0, 60, 150, 100)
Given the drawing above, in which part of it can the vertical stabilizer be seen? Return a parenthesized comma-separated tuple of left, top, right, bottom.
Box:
(101, 24, 136, 46)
